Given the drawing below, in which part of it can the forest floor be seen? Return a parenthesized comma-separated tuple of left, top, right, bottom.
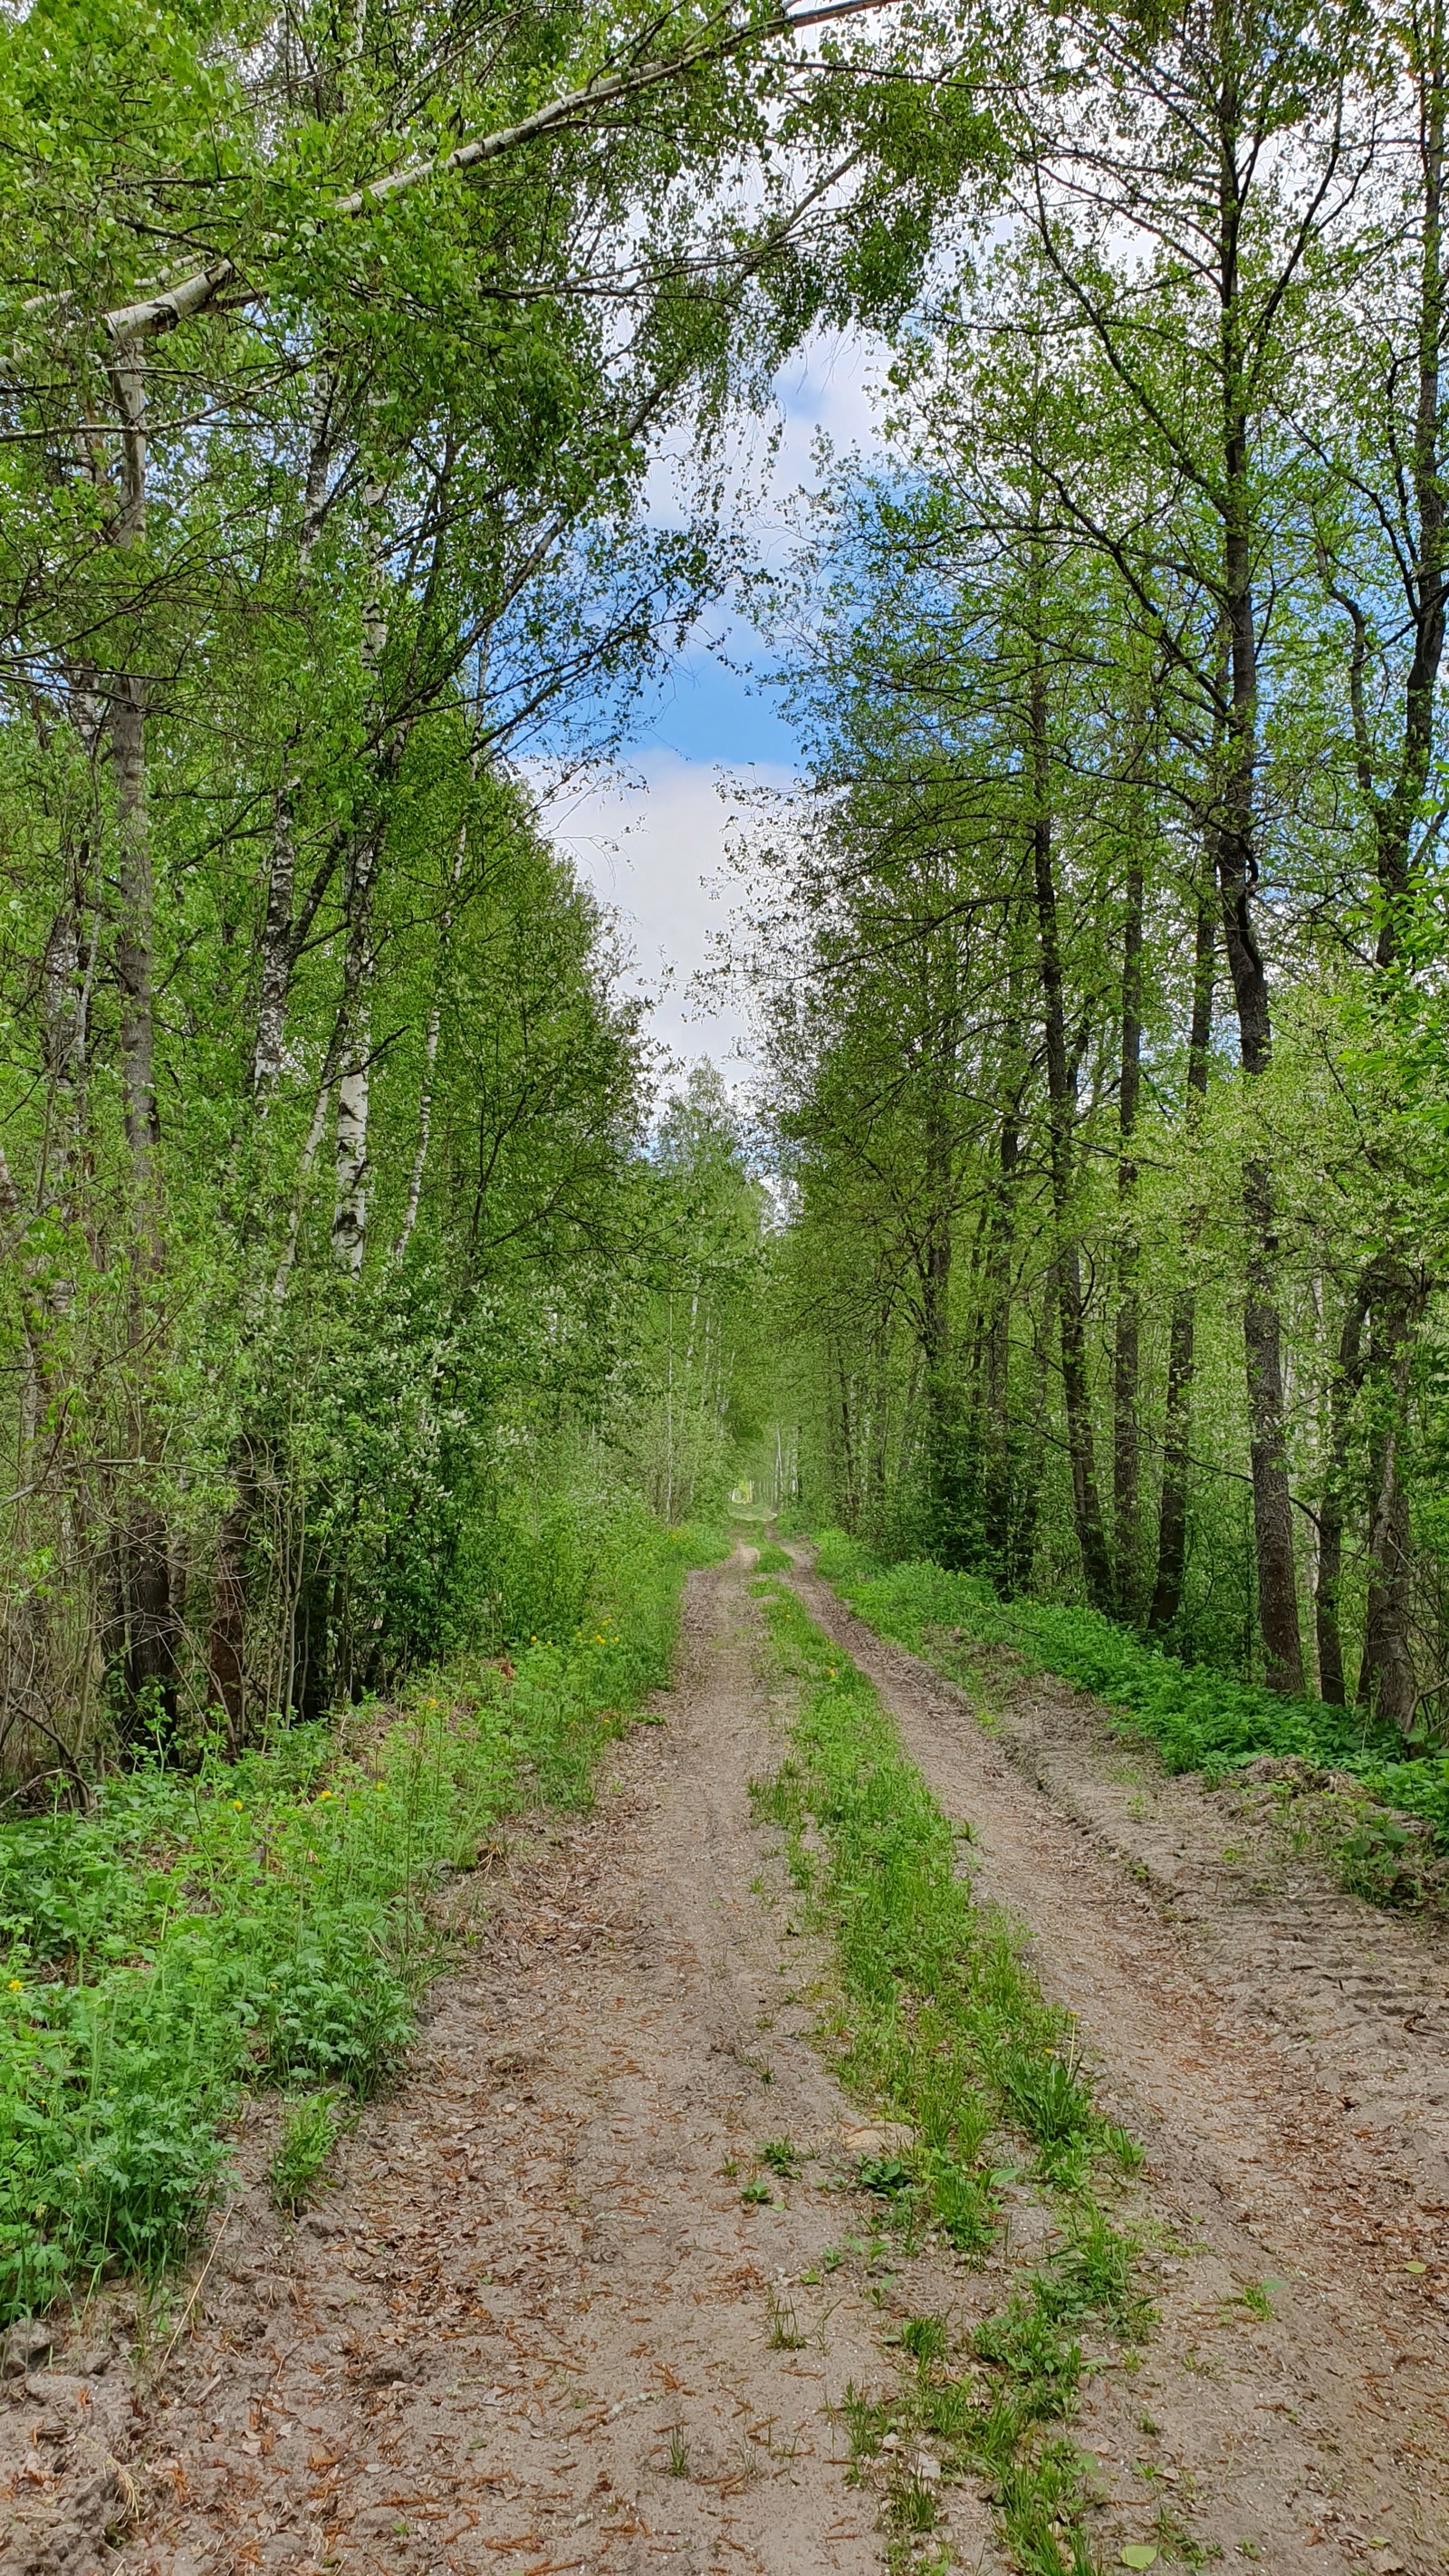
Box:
(4, 1546, 1448, 2576)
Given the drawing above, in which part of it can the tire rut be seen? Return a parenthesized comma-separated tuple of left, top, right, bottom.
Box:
(789, 1560, 1449, 2576)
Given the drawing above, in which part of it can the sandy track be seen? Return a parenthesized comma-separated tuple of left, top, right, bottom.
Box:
(4, 1555, 990, 2576)
(9, 1548, 1449, 2576)
(790, 1559, 1449, 2576)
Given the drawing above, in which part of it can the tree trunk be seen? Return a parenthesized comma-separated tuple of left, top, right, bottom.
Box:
(331, 830, 382, 1274)
(254, 774, 297, 1100)
(1314, 1285, 1368, 1705)
(1029, 660, 1113, 1612)
(984, 924, 1026, 1582)
(1149, 888, 1215, 1633)
(1358, 1265, 1425, 1728)
(207, 1437, 254, 1751)
(106, 343, 178, 1735)
(984, 1087, 1021, 1579)
(1007, 1263, 1054, 1596)
(331, 1021, 371, 1274)
(1339, 37, 1445, 1716)
(1213, 72, 1303, 1693)
(1372, 24, 1445, 969)
(1112, 853, 1144, 1617)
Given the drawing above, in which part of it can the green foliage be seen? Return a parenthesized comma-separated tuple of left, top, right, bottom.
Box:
(0, 1505, 713, 2321)
(268, 2093, 341, 2214)
(816, 1536, 1449, 1852)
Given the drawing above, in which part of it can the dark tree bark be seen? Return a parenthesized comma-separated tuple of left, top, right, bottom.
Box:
(984, 1090, 1022, 1576)
(1212, 53, 1303, 1693)
(1321, 34, 1445, 1723)
(1112, 853, 1144, 1617)
(1358, 1264, 1426, 1729)
(1029, 658, 1114, 1612)
(208, 1437, 256, 1751)
(1150, 889, 1215, 1633)
(1314, 1285, 1368, 1706)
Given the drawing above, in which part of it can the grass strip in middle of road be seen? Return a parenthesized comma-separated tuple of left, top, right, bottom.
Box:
(755, 1580, 1156, 2576)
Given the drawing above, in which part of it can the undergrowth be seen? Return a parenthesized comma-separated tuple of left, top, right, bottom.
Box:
(0, 1505, 724, 2324)
(811, 1530, 1449, 1860)
(754, 1582, 1152, 2575)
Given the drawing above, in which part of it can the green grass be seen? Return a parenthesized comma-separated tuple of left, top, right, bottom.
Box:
(0, 1507, 721, 2324)
(811, 1530, 1449, 1855)
(268, 2091, 343, 2213)
(754, 1582, 1152, 2574)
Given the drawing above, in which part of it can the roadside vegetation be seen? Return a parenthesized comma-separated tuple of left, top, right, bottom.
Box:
(810, 1531, 1449, 1902)
(0, 1508, 723, 2326)
(756, 1581, 1156, 2574)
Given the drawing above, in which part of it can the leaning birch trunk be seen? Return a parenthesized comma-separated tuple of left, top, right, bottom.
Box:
(331, 1000, 372, 1275)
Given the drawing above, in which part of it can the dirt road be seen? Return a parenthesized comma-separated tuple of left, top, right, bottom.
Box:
(3, 1557, 996, 2576)
(5, 1548, 1448, 2576)
(790, 1557, 1449, 2576)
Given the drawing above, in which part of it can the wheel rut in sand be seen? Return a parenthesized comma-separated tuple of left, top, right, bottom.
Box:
(3, 1553, 997, 2576)
(789, 1555, 1449, 2576)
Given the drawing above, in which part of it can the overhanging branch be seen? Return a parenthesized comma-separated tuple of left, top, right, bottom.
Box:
(97, 0, 898, 346)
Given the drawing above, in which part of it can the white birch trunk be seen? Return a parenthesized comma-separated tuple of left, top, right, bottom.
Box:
(253, 370, 334, 1105)
(331, 1008, 371, 1276)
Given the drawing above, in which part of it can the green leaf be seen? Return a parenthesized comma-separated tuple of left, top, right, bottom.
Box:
(1121, 2551, 1158, 2571)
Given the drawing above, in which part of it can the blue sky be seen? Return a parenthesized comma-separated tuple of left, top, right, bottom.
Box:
(633, 624, 799, 769)
(547, 330, 884, 1095)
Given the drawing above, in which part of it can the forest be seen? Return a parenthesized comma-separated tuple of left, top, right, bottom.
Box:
(2, 0, 1449, 2478)
(751, 4, 1449, 1733)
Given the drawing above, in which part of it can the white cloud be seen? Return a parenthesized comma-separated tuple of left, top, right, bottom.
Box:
(541, 751, 795, 1093)
(533, 331, 889, 1108)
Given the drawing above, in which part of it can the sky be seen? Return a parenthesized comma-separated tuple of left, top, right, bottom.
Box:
(542, 330, 886, 1103)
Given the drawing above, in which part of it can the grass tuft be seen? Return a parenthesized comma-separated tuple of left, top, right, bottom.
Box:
(268, 2092, 341, 2213)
